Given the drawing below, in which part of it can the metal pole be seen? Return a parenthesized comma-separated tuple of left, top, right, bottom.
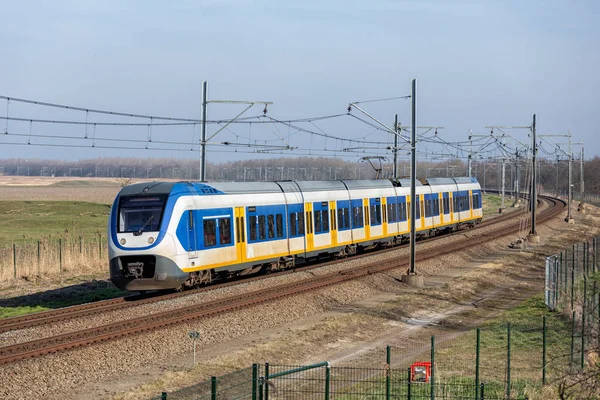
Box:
(468, 130, 472, 177)
(211, 376, 217, 400)
(386, 345, 391, 400)
(409, 79, 417, 275)
(13, 243, 16, 278)
(393, 114, 398, 180)
(530, 114, 537, 235)
(501, 157, 506, 210)
(581, 278, 586, 369)
(571, 310, 576, 367)
(200, 81, 208, 182)
(507, 322, 511, 399)
(430, 335, 435, 400)
(567, 130, 572, 221)
(475, 328, 481, 400)
(325, 364, 331, 400)
(579, 140, 584, 211)
(252, 363, 258, 400)
(265, 363, 270, 400)
(542, 316, 547, 385)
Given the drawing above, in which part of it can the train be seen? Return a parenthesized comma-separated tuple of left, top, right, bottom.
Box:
(108, 177, 483, 291)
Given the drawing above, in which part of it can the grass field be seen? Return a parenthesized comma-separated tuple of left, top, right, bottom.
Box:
(0, 201, 110, 247)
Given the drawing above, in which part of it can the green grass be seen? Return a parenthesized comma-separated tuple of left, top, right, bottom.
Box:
(482, 193, 503, 216)
(0, 200, 111, 247)
(0, 287, 129, 319)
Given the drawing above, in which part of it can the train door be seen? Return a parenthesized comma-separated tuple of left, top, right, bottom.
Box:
(234, 206, 246, 264)
(305, 202, 314, 252)
(187, 209, 198, 260)
(381, 197, 388, 237)
(329, 200, 337, 247)
(363, 198, 370, 239)
(469, 190, 474, 220)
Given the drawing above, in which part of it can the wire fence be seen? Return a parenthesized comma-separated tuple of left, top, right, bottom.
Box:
(0, 234, 107, 281)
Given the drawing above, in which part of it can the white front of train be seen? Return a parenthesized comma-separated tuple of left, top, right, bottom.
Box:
(108, 187, 190, 291)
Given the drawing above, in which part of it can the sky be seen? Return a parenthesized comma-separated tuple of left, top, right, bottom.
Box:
(0, 0, 598, 163)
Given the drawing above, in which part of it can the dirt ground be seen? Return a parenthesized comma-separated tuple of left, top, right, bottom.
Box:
(73, 204, 599, 400)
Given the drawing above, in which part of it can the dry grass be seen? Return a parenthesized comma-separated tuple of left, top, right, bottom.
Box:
(0, 235, 107, 285)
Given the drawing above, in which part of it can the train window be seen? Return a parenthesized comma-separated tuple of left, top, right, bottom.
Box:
(249, 216, 257, 241)
(203, 219, 216, 247)
(276, 214, 283, 238)
(298, 212, 305, 234)
(258, 215, 266, 240)
(314, 210, 322, 233)
(236, 217, 240, 243)
(370, 204, 381, 225)
(416, 198, 421, 219)
(473, 193, 480, 208)
(267, 215, 275, 239)
(289, 213, 297, 236)
(323, 209, 329, 231)
(188, 210, 194, 230)
(352, 206, 363, 228)
(219, 218, 231, 245)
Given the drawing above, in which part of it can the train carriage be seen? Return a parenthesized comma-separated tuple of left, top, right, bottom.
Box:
(109, 177, 483, 291)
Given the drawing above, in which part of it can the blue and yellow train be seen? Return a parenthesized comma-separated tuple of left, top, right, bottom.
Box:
(108, 177, 482, 291)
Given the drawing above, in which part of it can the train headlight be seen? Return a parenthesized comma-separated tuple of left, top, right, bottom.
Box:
(120, 238, 126, 245)
(148, 237, 155, 244)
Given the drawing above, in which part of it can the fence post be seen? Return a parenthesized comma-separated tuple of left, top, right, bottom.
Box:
(37, 240, 40, 276)
(571, 246, 575, 312)
(562, 251, 566, 300)
(325, 363, 331, 400)
(581, 279, 586, 370)
(13, 243, 16, 278)
(252, 363, 258, 400)
(59, 238, 63, 273)
(386, 345, 391, 400)
(571, 311, 576, 366)
(430, 336, 435, 400)
(506, 322, 511, 399)
(407, 367, 411, 400)
(475, 328, 481, 400)
(542, 316, 547, 385)
(79, 235, 82, 254)
(211, 376, 217, 400)
(161, 392, 167, 400)
(98, 233, 102, 257)
(480, 382, 485, 400)
(264, 363, 270, 400)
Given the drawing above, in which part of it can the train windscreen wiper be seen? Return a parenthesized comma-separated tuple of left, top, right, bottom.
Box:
(134, 215, 154, 236)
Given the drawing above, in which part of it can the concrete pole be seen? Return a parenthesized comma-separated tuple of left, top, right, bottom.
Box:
(200, 81, 208, 182)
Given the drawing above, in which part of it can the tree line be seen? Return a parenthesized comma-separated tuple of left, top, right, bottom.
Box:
(0, 155, 599, 194)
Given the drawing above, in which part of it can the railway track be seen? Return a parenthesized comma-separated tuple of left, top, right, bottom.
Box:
(0, 195, 564, 365)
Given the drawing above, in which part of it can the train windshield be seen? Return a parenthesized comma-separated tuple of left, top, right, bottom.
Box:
(118, 195, 167, 234)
